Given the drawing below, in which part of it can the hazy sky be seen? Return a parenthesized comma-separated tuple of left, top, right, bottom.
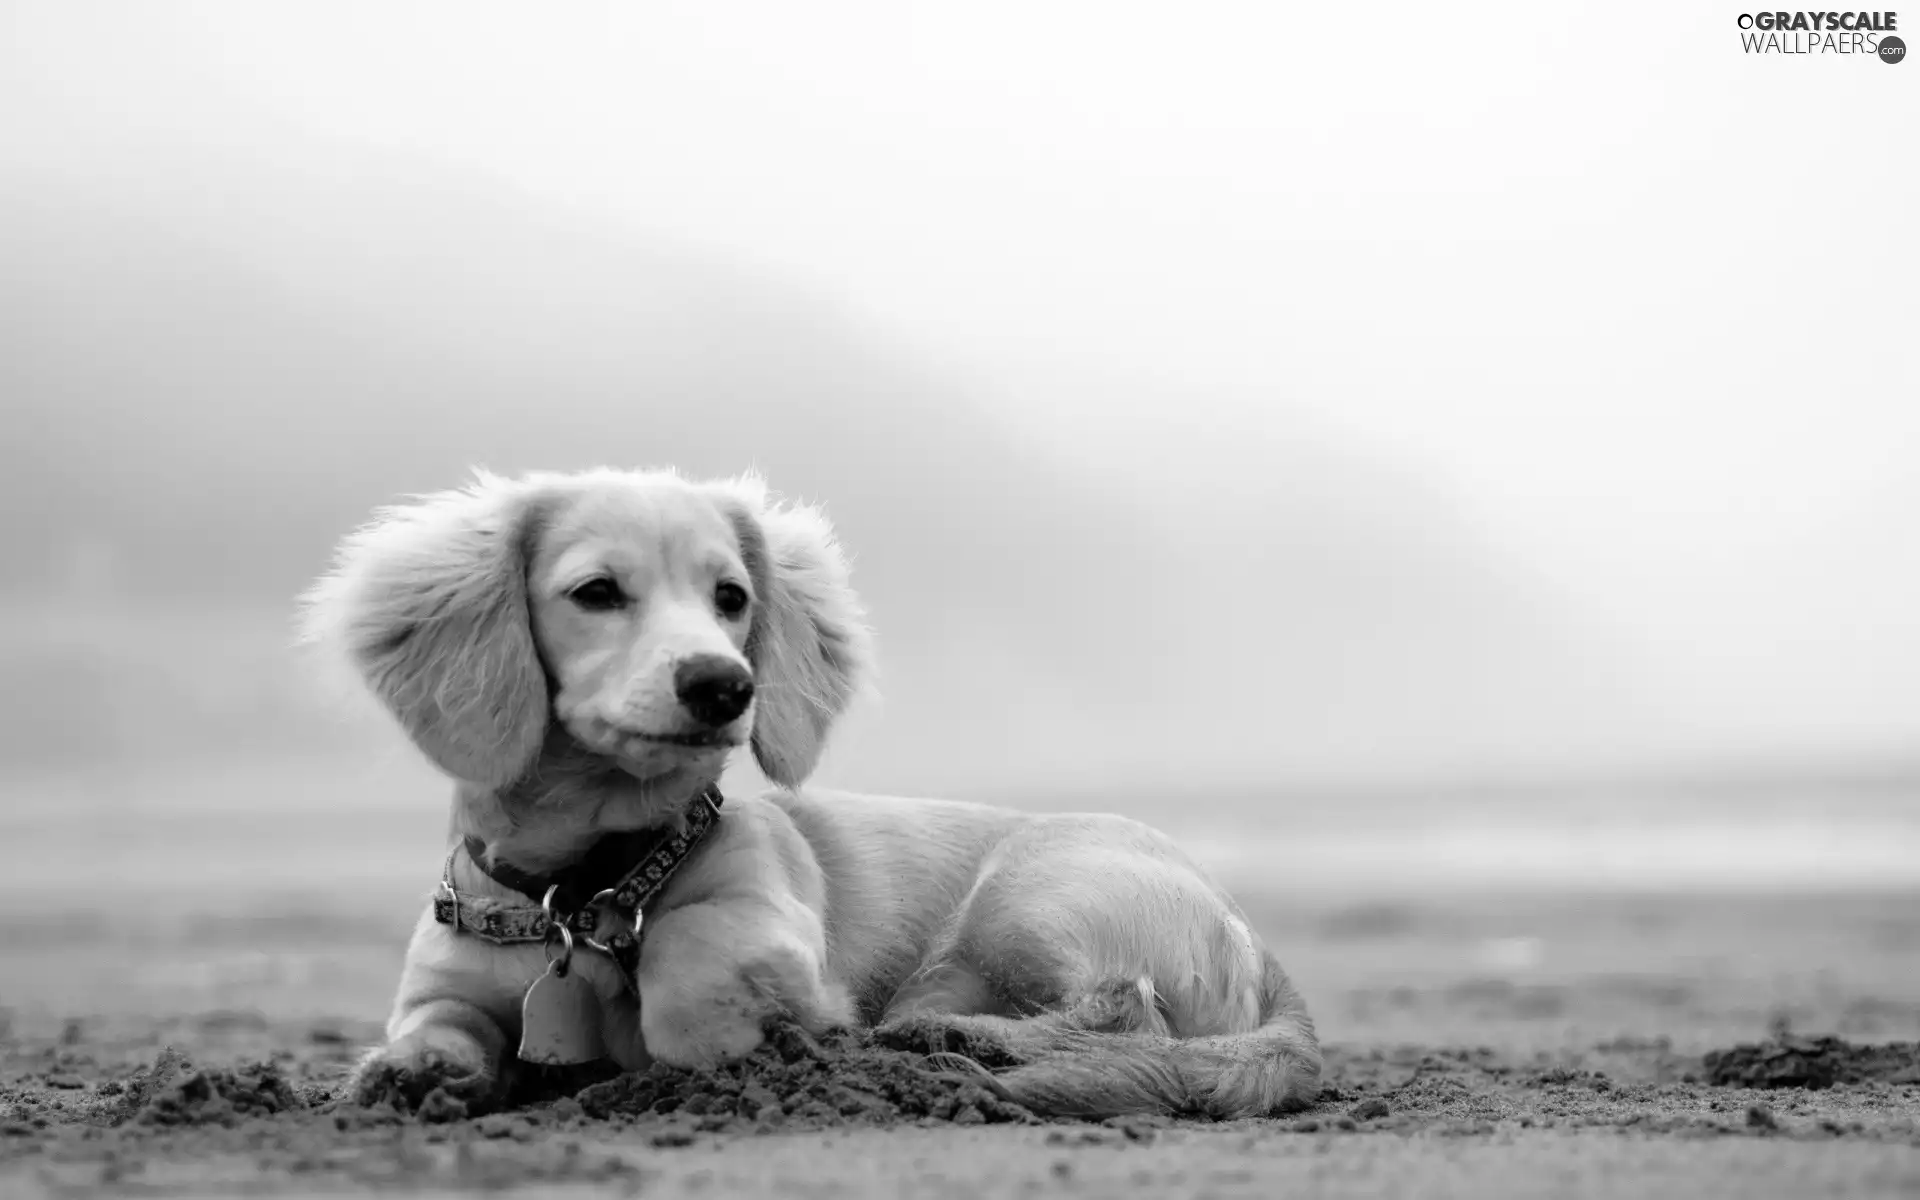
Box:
(6, 0, 1916, 769)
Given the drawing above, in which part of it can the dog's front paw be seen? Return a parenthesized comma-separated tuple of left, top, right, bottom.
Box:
(874, 1012, 1025, 1070)
(637, 922, 853, 1070)
(344, 1029, 501, 1119)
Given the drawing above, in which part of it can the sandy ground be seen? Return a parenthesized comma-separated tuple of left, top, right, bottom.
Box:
(3, 773, 1919, 1196)
(4, 887, 1918, 1198)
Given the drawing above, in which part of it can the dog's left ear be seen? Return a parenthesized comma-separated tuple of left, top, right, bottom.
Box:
(712, 477, 873, 787)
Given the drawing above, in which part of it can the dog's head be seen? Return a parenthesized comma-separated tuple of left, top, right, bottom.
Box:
(301, 468, 871, 795)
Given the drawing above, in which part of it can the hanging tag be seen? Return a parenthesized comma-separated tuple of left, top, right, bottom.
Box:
(518, 898, 606, 1066)
(519, 956, 607, 1065)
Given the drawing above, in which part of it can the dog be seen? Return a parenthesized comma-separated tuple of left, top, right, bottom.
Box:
(301, 467, 1320, 1118)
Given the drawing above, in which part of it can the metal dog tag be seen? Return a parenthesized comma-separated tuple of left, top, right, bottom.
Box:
(518, 959, 606, 1066)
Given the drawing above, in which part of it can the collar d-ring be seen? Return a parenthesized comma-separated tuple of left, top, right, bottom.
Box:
(541, 885, 575, 973)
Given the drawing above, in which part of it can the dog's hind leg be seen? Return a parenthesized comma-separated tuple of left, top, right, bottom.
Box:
(876, 972, 1171, 1067)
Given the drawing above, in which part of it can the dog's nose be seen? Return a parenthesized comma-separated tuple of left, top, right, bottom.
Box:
(673, 655, 756, 727)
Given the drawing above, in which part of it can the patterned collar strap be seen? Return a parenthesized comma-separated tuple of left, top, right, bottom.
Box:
(431, 787, 725, 980)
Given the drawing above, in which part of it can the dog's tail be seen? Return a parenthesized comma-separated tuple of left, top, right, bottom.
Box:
(939, 950, 1322, 1120)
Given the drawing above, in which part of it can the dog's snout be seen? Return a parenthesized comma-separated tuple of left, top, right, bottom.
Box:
(673, 655, 755, 727)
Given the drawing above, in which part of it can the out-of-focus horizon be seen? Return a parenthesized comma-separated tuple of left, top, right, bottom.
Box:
(2, 2, 1916, 878)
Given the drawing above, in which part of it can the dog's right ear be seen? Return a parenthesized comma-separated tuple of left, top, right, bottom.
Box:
(298, 473, 551, 789)
(711, 475, 874, 788)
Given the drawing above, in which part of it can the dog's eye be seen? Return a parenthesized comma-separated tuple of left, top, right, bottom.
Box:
(569, 578, 628, 612)
(714, 582, 750, 618)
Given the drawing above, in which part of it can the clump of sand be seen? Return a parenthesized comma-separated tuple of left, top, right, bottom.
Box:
(131, 1054, 307, 1128)
(572, 1023, 1038, 1131)
(1703, 1035, 1920, 1090)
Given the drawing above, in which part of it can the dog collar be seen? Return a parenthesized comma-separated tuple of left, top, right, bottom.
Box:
(431, 786, 724, 980)
(460, 784, 726, 913)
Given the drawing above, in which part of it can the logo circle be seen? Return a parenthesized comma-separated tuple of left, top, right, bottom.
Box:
(1881, 35, 1907, 64)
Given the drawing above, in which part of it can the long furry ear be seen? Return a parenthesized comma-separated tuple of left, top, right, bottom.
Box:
(298, 472, 551, 788)
(717, 476, 873, 787)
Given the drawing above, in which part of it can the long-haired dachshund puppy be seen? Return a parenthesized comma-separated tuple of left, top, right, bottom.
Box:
(302, 468, 1320, 1118)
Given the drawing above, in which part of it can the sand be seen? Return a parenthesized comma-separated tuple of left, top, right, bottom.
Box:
(4, 975, 1919, 1196)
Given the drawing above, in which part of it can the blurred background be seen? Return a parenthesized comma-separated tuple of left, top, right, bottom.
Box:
(0, 2, 1915, 1039)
